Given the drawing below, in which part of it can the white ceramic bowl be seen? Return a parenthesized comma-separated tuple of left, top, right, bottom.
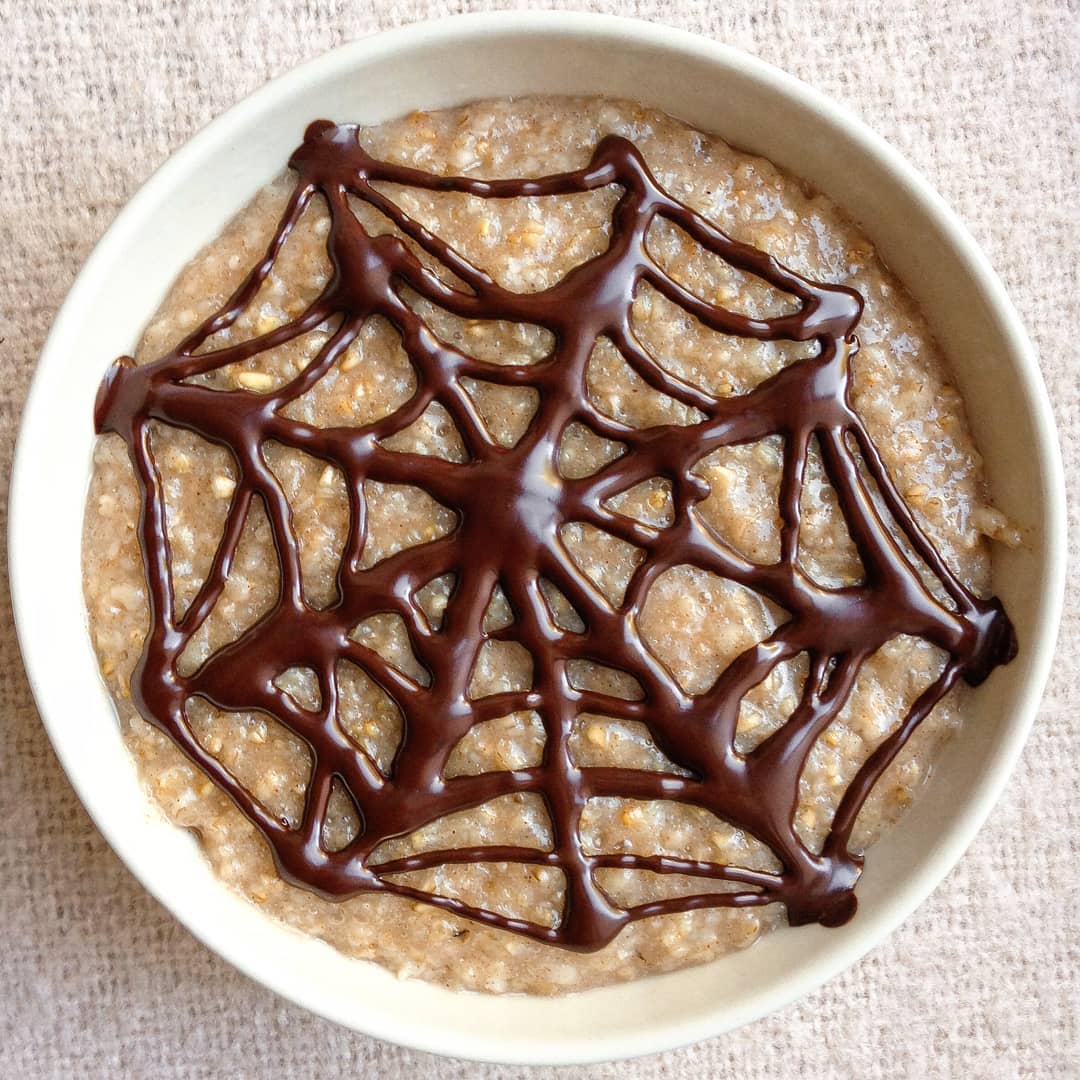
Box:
(10, 11, 1066, 1066)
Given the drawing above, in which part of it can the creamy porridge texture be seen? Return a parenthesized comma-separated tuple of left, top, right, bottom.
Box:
(83, 98, 1017, 993)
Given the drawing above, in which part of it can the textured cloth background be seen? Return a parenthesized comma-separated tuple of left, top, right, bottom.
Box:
(1, 1, 1077, 1076)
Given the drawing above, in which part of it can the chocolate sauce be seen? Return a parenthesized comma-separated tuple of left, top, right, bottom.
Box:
(94, 120, 1016, 951)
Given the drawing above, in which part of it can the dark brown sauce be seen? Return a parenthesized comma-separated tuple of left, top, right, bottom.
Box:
(94, 120, 1016, 951)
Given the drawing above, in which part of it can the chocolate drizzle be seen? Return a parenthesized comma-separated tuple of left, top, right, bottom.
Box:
(94, 120, 1017, 951)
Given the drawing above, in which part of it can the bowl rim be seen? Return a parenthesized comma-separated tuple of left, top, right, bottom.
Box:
(10, 9, 1067, 1066)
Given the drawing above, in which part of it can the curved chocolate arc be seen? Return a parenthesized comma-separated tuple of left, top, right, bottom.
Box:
(94, 121, 1016, 951)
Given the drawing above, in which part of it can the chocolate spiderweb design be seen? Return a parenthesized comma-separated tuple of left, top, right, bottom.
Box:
(95, 121, 1017, 951)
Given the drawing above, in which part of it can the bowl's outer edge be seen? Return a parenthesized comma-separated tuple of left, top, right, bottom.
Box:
(9, 11, 1067, 1066)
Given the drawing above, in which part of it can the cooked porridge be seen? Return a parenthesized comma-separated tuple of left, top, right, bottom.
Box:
(82, 97, 1018, 993)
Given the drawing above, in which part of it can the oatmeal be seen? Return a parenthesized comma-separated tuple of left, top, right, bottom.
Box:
(82, 97, 1016, 993)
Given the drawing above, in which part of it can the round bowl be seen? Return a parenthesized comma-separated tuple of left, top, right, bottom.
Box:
(10, 11, 1066, 1066)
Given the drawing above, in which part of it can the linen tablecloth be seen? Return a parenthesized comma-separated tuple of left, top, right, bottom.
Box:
(1, 1, 1076, 1075)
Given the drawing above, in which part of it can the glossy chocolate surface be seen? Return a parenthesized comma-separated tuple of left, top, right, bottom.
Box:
(94, 121, 1016, 950)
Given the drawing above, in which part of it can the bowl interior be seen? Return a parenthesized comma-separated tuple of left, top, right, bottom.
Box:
(10, 12, 1064, 1066)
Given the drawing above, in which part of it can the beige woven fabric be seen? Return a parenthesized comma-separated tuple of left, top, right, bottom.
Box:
(1, 1, 1077, 1076)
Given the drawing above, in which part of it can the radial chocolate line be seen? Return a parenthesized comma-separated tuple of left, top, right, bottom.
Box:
(94, 120, 1017, 951)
